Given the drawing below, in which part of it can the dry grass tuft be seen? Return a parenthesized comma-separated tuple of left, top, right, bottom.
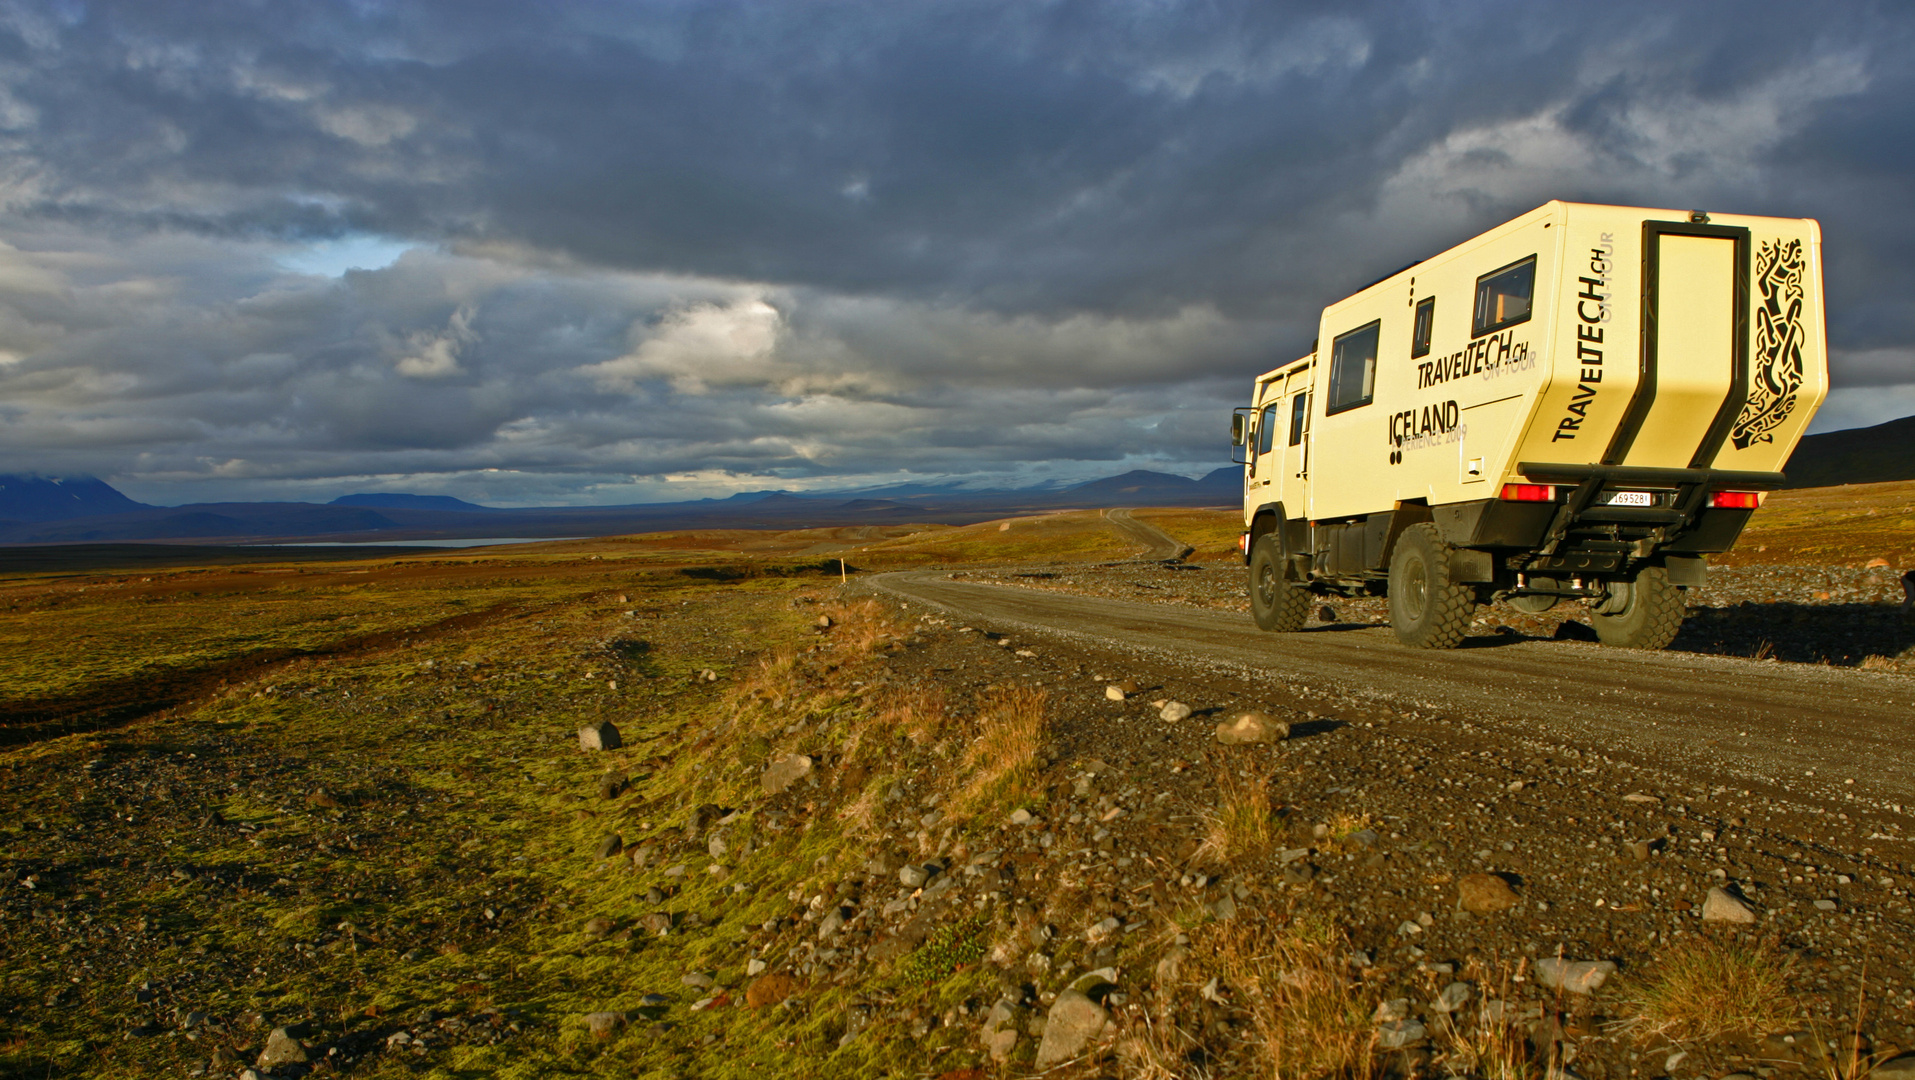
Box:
(1624, 935, 1798, 1041)
(1192, 767, 1282, 867)
(1208, 919, 1381, 1080)
(954, 683, 1048, 814)
(877, 683, 951, 746)
(1427, 962, 1535, 1080)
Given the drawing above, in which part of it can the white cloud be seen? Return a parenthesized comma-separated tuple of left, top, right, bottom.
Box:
(393, 304, 477, 378)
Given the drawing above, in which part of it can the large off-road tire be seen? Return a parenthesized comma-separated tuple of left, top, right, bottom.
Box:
(1248, 534, 1310, 632)
(1591, 566, 1685, 649)
(1508, 593, 1559, 614)
(1387, 523, 1475, 649)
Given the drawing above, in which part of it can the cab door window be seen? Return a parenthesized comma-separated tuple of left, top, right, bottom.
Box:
(1258, 404, 1279, 455)
(1288, 392, 1309, 446)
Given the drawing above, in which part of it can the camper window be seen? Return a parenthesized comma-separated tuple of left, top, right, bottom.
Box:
(1289, 392, 1309, 446)
(1412, 297, 1436, 358)
(1326, 321, 1380, 415)
(1473, 256, 1535, 337)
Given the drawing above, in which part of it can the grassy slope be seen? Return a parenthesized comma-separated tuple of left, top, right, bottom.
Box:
(0, 538, 1061, 1078)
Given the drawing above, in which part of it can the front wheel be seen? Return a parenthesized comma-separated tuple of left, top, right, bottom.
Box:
(1591, 566, 1685, 649)
(1387, 523, 1476, 649)
(1248, 534, 1310, 632)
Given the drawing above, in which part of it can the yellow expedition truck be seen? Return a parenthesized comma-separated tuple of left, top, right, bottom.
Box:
(1230, 201, 1827, 649)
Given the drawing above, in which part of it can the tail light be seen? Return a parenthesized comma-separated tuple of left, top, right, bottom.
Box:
(1500, 483, 1555, 502)
(1708, 490, 1761, 509)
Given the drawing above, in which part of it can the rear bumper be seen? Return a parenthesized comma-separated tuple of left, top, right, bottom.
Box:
(1431, 462, 1782, 575)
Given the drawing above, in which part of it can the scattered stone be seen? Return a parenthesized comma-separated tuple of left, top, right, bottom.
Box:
(1373, 999, 1409, 1022)
(818, 908, 847, 938)
(1814, 898, 1839, 911)
(1378, 1018, 1427, 1049)
(598, 771, 629, 800)
(1347, 828, 1379, 849)
(1154, 946, 1189, 984)
(681, 972, 715, 990)
(900, 864, 932, 889)
(761, 754, 814, 795)
(594, 833, 623, 860)
(582, 916, 616, 938)
(1533, 958, 1616, 994)
(746, 958, 767, 977)
(578, 721, 621, 751)
(745, 973, 802, 1008)
(1159, 700, 1192, 723)
(256, 1028, 309, 1068)
(707, 831, 730, 858)
(1456, 873, 1519, 914)
(1873, 1055, 1915, 1080)
(641, 912, 672, 935)
(582, 1011, 625, 1038)
(1702, 886, 1757, 924)
(980, 998, 1023, 1063)
(1282, 862, 1315, 886)
(1085, 916, 1121, 942)
(1212, 895, 1238, 921)
(1622, 792, 1662, 804)
(1215, 711, 1288, 745)
(816, 614, 833, 629)
(1626, 840, 1653, 862)
(1035, 973, 1114, 1068)
(1105, 683, 1130, 701)
(1009, 808, 1036, 826)
(1433, 981, 1472, 1013)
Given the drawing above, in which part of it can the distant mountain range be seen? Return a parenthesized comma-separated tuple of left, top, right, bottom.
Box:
(4, 415, 1901, 546)
(0, 467, 1241, 545)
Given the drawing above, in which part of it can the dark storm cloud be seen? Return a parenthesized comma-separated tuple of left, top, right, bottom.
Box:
(0, 0, 1909, 501)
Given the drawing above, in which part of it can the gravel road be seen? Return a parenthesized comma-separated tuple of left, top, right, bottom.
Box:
(868, 569, 1915, 819)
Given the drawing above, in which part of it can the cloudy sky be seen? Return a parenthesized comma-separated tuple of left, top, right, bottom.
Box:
(0, 1, 1909, 506)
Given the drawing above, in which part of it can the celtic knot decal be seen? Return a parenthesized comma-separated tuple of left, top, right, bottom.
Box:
(1731, 238, 1807, 450)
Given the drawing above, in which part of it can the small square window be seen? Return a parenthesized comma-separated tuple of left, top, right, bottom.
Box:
(1288, 392, 1309, 446)
(1326, 320, 1380, 415)
(1412, 297, 1435, 359)
(1473, 255, 1536, 338)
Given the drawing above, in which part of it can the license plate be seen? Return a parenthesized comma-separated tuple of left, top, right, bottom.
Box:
(1604, 490, 1654, 507)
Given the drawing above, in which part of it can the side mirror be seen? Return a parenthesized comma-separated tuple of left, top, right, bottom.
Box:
(1230, 413, 1248, 446)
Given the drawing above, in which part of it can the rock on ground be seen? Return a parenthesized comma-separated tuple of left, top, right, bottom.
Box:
(761, 754, 813, 794)
(256, 1028, 309, 1067)
(582, 1012, 625, 1038)
(746, 973, 803, 1008)
(578, 721, 622, 751)
(1456, 872, 1519, 913)
(1215, 711, 1288, 744)
(980, 998, 1023, 1063)
(1702, 886, 1758, 923)
(1035, 988, 1109, 1068)
(1159, 700, 1192, 722)
(1534, 958, 1617, 994)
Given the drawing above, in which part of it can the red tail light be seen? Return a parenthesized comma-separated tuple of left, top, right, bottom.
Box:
(1500, 483, 1555, 502)
(1709, 490, 1761, 509)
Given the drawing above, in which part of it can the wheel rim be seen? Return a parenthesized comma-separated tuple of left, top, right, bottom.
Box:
(1402, 554, 1428, 620)
(1256, 561, 1276, 608)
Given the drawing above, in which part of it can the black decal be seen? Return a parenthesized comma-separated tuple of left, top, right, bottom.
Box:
(1731, 238, 1807, 449)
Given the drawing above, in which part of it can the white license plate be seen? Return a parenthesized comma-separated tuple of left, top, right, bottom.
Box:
(1604, 490, 1654, 507)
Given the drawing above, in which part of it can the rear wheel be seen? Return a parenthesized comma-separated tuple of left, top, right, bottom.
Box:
(1387, 523, 1475, 649)
(1509, 593, 1559, 614)
(1591, 566, 1685, 649)
(1248, 534, 1309, 632)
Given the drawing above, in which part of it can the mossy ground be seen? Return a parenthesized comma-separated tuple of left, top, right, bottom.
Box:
(0, 543, 1030, 1079)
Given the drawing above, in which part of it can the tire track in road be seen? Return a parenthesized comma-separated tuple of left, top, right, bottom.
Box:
(868, 569, 1915, 813)
(1104, 508, 1196, 561)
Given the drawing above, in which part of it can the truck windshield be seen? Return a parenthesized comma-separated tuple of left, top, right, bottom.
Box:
(1326, 321, 1379, 415)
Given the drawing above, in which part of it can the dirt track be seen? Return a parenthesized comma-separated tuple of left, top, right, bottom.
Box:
(868, 569, 1915, 816)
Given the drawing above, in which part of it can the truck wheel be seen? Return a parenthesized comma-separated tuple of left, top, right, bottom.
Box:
(1248, 535, 1309, 632)
(1387, 523, 1475, 649)
(1509, 593, 1558, 614)
(1591, 566, 1685, 649)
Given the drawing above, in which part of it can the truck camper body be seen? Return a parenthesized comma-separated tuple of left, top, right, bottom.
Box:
(1232, 202, 1827, 649)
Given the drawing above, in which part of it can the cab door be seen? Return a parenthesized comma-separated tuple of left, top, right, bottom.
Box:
(1279, 368, 1312, 516)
